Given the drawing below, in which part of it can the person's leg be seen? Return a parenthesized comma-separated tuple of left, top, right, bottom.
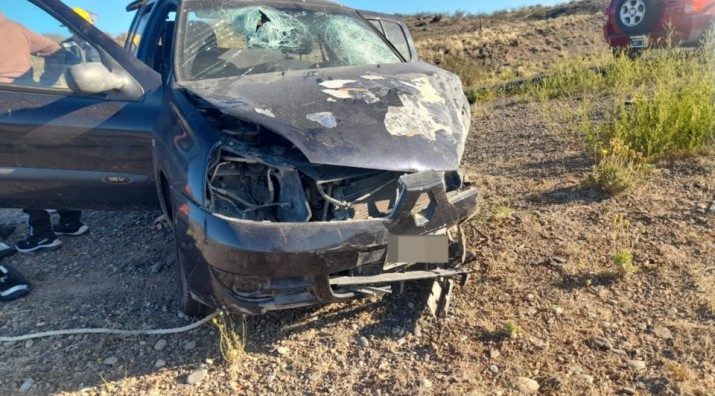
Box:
(24, 209, 53, 237)
(54, 210, 88, 236)
(16, 209, 61, 253)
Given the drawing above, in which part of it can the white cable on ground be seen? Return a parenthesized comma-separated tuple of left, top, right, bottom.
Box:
(0, 311, 221, 343)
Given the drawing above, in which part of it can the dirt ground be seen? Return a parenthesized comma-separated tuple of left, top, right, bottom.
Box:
(1, 1, 714, 394)
(1, 93, 713, 395)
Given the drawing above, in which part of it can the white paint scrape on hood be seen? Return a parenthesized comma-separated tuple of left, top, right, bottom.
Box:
(180, 62, 472, 172)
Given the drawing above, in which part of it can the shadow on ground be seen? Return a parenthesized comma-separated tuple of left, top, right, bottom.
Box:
(535, 185, 609, 206)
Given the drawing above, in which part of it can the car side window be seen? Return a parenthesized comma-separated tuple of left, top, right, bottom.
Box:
(149, 10, 177, 78)
(126, 5, 153, 56)
(369, 19, 383, 33)
(381, 21, 412, 62)
(127, 4, 176, 81)
(0, 2, 103, 91)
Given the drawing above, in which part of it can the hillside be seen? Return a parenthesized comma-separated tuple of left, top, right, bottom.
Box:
(405, 0, 611, 86)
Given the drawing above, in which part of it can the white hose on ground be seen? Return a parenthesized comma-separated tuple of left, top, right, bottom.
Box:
(0, 311, 221, 343)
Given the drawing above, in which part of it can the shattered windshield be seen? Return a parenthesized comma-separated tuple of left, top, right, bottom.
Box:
(177, 3, 402, 81)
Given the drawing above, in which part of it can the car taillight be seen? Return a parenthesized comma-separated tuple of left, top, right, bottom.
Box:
(685, 0, 704, 13)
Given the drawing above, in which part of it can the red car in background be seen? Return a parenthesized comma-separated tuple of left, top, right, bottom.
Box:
(605, 0, 715, 54)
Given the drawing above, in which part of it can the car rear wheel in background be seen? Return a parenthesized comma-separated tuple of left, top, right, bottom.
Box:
(616, 0, 661, 35)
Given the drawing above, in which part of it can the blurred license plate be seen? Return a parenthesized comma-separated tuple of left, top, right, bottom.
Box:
(387, 234, 448, 263)
(630, 35, 648, 48)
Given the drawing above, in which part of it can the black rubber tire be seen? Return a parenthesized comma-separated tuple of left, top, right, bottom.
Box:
(173, 224, 212, 317)
(158, 175, 211, 317)
(615, 0, 661, 35)
(161, 178, 210, 318)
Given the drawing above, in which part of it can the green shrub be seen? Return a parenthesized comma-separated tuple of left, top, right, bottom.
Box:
(612, 250, 637, 276)
(533, 42, 715, 163)
(440, 56, 487, 89)
(465, 88, 479, 105)
(605, 52, 715, 159)
(443, 28, 714, 167)
(608, 214, 639, 277)
(502, 321, 523, 338)
(529, 58, 608, 101)
(587, 138, 653, 194)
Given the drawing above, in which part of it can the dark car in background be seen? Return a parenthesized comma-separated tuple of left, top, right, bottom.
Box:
(604, 0, 715, 54)
(0, 0, 478, 316)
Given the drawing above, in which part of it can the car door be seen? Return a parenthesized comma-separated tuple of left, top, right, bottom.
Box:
(0, 0, 162, 210)
(358, 11, 419, 62)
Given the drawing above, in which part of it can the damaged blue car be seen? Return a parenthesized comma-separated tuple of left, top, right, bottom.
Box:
(0, 0, 478, 316)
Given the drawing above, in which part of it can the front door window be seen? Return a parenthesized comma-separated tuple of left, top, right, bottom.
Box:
(0, 2, 102, 90)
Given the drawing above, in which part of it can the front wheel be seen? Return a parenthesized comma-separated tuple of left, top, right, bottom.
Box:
(615, 0, 661, 35)
(161, 176, 212, 317)
(173, 224, 213, 317)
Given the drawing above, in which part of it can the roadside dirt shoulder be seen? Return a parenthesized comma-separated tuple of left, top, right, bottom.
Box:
(1, 97, 713, 395)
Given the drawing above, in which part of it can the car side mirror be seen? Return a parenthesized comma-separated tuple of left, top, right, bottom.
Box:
(66, 62, 128, 94)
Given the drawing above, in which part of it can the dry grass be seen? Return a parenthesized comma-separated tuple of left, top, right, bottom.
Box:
(413, 13, 609, 90)
(213, 312, 247, 364)
(588, 138, 654, 194)
(501, 321, 523, 338)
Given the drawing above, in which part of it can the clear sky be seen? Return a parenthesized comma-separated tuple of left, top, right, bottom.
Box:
(5, 0, 568, 35)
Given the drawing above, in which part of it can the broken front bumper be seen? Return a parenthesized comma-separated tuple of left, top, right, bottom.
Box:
(174, 171, 478, 315)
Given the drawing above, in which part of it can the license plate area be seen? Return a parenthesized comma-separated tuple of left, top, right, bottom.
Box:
(630, 35, 648, 48)
(386, 234, 449, 264)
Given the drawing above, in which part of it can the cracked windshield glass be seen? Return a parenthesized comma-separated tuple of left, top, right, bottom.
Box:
(177, 3, 402, 81)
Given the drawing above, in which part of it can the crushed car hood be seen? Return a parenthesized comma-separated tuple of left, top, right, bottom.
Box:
(180, 62, 471, 172)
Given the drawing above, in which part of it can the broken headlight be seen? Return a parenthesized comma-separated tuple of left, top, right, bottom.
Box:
(206, 150, 311, 222)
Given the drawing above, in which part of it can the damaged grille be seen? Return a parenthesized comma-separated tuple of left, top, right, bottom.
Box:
(207, 160, 279, 221)
(206, 151, 312, 222)
(207, 148, 463, 223)
(208, 148, 408, 222)
(320, 172, 401, 221)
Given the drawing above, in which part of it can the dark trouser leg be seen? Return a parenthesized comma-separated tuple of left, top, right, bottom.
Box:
(23, 209, 53, 238)
(58, 210, 82, 226)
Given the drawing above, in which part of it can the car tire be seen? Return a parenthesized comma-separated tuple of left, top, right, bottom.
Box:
(168, 196, 212, 317)
(615, 0, 661, 35)
(173, 224, 213, 317)
(159, 175, 212, 317)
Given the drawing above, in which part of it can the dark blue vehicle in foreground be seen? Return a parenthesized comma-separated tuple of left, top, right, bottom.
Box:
(0, 0, 478, 316)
